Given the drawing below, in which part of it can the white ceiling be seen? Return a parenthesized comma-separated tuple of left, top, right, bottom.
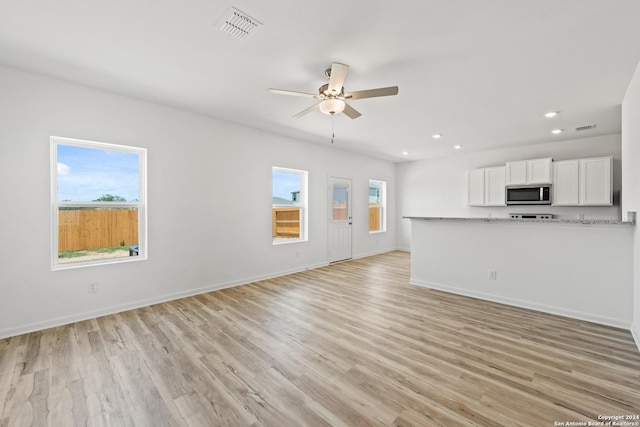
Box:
(1, 1, 640, 162)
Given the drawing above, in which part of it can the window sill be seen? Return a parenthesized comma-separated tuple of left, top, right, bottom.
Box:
(52, 255, 147, 271)
(272, 238, 307, 246)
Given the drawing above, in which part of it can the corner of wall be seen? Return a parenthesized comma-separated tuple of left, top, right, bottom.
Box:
(622, 58, 640, 352)
(632, 321, 640, 352)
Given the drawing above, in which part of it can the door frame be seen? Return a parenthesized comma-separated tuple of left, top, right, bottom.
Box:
(328, 176, 353, 263)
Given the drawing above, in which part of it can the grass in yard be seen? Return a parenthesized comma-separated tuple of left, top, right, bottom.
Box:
(59, 246, 130, 259)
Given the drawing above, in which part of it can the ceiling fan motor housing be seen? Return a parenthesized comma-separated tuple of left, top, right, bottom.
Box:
(319, 83, 344, 98)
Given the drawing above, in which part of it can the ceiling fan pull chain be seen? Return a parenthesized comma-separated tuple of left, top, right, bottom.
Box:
(331, 117, 335, 144)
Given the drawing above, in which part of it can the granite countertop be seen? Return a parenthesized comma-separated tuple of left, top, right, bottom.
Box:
(403, 216, 635, 226)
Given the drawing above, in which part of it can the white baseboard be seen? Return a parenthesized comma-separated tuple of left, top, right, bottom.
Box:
(353, 247, 397, 260)
(632, 320, 640, 352)
(411, 278, 631, 330)
(0, 261, 328, 340)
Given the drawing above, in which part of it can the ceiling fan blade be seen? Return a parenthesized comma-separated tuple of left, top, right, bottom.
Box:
(342, 102, 362, 119)
(327, 63, 349, 95)
(267, 88, 320, 98)
(345, 86, 399, 100)
(293, 102, 320, 118)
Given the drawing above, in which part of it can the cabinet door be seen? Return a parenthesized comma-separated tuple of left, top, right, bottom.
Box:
(527, 158, 552, 184)
(505, 161, 527, 185)
(580, 157, 612, 205)
(467, 169, 485, 206)
(507, 158, 552, 185)
(552, 160, 579, 206)
(485, 166, 506, 206)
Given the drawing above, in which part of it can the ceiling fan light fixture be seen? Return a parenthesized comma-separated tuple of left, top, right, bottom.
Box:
(319, 99, 345, 115)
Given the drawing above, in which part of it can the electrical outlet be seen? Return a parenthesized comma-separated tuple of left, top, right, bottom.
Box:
(88, 282, 99, 293)
(488, 270, 497, 280)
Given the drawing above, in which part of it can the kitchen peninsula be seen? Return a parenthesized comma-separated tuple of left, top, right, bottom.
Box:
(405, 216, 634, 328)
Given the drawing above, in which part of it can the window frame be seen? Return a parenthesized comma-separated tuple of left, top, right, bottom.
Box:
(50, 136, 147, 270)
(368, 179, 387, 234)
(272, 166, 308, 245)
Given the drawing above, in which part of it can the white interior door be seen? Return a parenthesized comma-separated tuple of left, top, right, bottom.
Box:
(328, 177, 352, 263)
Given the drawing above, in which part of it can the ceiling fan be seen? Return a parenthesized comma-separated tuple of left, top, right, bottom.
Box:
(267, 63, 399, 119)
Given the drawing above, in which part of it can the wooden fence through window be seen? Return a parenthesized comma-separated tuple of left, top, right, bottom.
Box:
(59, 206, 379, 251)
(369, 204, 381, 231)
(272, 207, 300, 238)
(272, 205, 381, 237)
(58, 209, 138, 252)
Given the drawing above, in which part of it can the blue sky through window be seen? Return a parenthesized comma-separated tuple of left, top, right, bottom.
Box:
(369, 181, 382, 203)
(272, 170, 301, 202)
(57, 144, 139, 202)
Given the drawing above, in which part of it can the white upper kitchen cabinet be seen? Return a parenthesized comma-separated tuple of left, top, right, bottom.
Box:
(485, 166, 506, 206)
(467, 166, 506, 206)
(552, 160, 580, 206)
(467, 168, 485, 206)
(552, 156, 612, 206)
(505, 161, 527, 185)
(580, 156, 612, 205)
(505, 158, 552, 185)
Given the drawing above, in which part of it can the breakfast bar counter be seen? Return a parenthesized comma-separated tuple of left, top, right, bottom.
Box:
(404, 216, 634, 226)
(404, 216, 634, 328)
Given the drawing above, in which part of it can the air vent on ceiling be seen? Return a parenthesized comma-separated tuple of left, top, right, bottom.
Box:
(218, 7, 262, 40)
(575, 124, 596, 132)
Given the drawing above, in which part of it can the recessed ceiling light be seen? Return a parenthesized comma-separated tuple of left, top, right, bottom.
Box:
(551, 129, 563, 134)
(544, 111, 558, 118)
(402, 151, 409, 156)
(453, 145, 463, 150)
(432, 134, 442, 139)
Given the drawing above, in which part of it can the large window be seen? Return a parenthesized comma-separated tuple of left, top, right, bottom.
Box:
(369, 180, 386, 233)
(51, 136, 147, 269)
(272, 167, 308, 244)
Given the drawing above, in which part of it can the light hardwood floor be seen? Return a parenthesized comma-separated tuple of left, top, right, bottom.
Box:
(1, 251, 639, 426)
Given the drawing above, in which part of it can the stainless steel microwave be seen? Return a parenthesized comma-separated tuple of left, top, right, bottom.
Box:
(506, 185, 551, 205)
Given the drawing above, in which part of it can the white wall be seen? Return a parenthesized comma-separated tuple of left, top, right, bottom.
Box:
(0, 65, 396, 338)
(622, 60, 640, 349)
(396, 135, 622, 250)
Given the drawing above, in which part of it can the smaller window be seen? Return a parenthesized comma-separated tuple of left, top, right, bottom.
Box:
(272, 167, 308, 244)
(369, 180, 386, 233)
